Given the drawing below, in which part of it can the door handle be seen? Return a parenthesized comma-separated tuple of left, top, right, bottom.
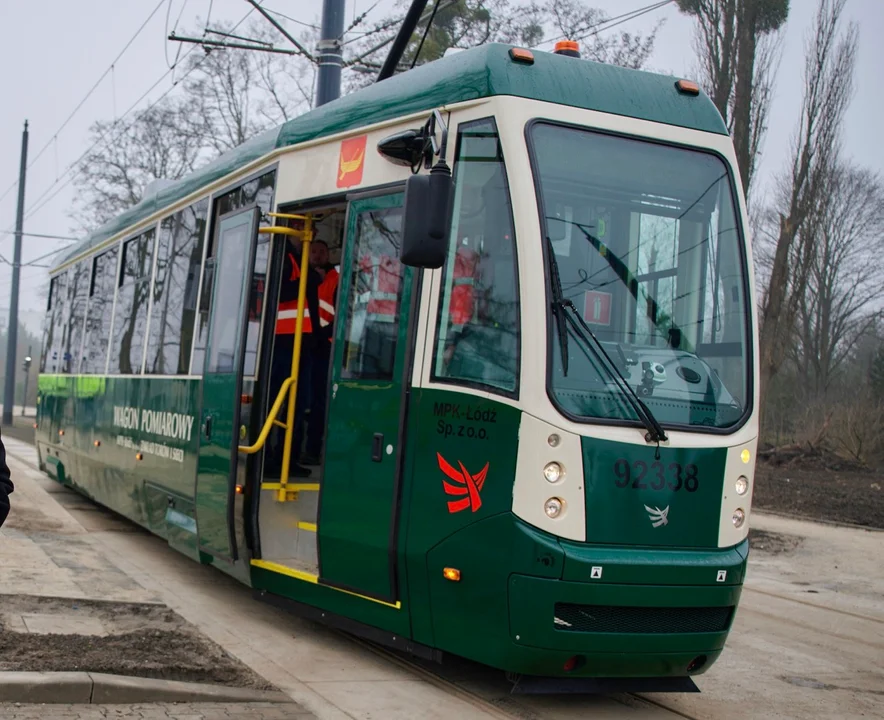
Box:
(205, 416, 212, 440)
(371, 433, 383, 463)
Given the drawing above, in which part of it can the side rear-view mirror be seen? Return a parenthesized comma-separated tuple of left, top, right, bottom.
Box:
(401, 160, 453, 269)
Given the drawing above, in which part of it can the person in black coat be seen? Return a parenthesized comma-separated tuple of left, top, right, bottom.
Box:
(0, 429, 12, 528)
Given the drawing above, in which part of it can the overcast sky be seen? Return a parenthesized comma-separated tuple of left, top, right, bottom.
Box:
(1, 0, 881, 337)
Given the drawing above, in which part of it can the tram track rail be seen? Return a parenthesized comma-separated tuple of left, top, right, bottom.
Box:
(743, 586, 884, 625)
(346, 632, 705, 720)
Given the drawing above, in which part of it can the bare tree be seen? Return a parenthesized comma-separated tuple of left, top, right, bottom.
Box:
(253, 24, 318, 122)
(545, 0, 659, 69)
(345, 0, 658, 86)
(759, 0, 858, 396)
(71, 98, 206, 231)
(792, 164, 884, 396)
(676, 0, 788, 197)
(182, 20, 272, 154)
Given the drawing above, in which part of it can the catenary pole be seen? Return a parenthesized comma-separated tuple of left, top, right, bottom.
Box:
(315, 0, 346, 106)
(2, 121, 28, 426)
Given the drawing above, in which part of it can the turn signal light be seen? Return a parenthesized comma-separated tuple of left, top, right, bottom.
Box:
(135, 453, 143, 461)
(508, 47, 534, 64)
(235, 484, 244, 495)
(58, 429, 64, 436)
(675, 79, 700, 95)
(443, 567, 461, 582)
(94, 440, 101, 447)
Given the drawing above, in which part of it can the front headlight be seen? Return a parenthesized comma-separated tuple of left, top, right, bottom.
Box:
(544, 497, 564, 518)
(543, 462, 564, 483)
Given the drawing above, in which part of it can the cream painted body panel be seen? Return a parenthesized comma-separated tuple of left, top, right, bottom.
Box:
(413, 96, 759, 547)
(512, 413, 587, 541)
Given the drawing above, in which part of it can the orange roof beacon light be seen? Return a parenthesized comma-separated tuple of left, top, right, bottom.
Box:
(554, 40, 580, 58)
(675, 79, 700, 96)
(508, 47, 535, 64)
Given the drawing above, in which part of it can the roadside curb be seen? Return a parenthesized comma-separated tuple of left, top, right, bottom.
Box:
(0, 672, 292, 705)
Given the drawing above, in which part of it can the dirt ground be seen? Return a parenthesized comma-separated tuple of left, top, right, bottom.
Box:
(753, 453, 884, 529)
(0, 594, 274, 689)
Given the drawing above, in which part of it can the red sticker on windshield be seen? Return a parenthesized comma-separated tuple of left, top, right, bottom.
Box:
(584, 290, 612, 326)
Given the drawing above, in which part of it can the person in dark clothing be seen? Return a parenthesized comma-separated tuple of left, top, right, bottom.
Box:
(302, 240, 339, 466)
(0, 429, 13, 528)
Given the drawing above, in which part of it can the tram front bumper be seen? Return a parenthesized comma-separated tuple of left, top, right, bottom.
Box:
(505, 538, 749, 678)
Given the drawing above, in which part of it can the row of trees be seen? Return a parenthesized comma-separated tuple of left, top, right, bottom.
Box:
(69, 0, 884, 461)
(679, 0, 884, 461)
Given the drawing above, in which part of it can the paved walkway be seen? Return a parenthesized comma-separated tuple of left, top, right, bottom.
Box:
(0, 703, 309, 719)
(0, 441, 315, 720)
(0, 438, 510, 720)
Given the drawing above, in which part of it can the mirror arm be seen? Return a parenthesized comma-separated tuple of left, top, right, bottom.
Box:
(418, 109, 450, 171)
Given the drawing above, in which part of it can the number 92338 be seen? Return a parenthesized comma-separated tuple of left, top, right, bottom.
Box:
(612, 459, 700, 492)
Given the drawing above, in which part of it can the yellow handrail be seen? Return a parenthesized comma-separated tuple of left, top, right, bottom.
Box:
(237, 376, 295, 455)
(236, 214, 314, 497)
(280, 220, 313, 489)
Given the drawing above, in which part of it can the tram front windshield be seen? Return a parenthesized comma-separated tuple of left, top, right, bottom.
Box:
(528, 122, 751, 431)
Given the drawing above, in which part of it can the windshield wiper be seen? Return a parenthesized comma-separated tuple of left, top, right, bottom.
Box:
(547, 237, 571, 376)
(546, 238, 668, 445)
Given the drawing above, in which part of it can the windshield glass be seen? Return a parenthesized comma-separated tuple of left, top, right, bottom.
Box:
(529, 122, 751, 430)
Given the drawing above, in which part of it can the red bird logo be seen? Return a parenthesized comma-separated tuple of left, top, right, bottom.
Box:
(437, 452, 489, 514)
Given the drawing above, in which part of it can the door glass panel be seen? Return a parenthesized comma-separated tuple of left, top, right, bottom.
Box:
(341, 207, 405, 380)
(206, 221, 253, 374)
(243, 236, 270, 377)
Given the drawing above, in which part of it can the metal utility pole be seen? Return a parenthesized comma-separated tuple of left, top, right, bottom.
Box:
(315, 0, 346, 106)
(2, 120, 28, 426)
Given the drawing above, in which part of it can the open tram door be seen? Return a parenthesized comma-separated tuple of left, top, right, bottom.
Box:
(246, 190, 416, 608)
(194, 205, 261, 562)
(317, 189, 416, 603)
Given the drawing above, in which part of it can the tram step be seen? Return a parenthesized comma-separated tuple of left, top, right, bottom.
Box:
(295, 523, 318, 567)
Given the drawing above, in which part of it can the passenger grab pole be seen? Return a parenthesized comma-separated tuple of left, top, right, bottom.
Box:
(238, 214, 313, 502)
(280, 216, 313, 492)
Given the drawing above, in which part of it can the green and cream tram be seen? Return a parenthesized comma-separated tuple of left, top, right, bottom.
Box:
(35, 42, 758, 687)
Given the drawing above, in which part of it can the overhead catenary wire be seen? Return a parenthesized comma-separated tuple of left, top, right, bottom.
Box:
(0, 0, 168, 210)
(344, 0, 459, 68)
(21, 3, 261, 226)
(0, 230, 78, 242)
(410, 0, 442, 69)
(536, 0, 673, 50)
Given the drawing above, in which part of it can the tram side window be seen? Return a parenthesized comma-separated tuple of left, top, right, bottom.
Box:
(191, 170, 275, 375)
(63, 261, 90, 374)
(80, 246, 120, 374)
(431, 118, 520, 396)
(40, 272, 68, 374)
(145, 199, 208, 375)
(109, 229, 156, 375)
(341, 206, 405, 380)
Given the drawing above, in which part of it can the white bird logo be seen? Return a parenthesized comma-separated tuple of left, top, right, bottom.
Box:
(644, 504, 670, 528)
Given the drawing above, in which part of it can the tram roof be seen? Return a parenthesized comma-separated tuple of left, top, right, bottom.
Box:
(51, 43, 727, 272)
